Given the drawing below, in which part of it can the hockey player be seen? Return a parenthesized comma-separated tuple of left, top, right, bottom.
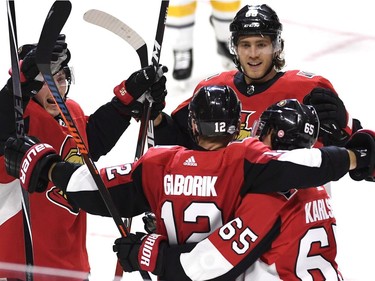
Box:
(114, 99, 349, 280)
(0, 35, 167, 280)
(155, 3, 364, 200)
(167, 0, 241, 80)
(155, 4, 362, 148)
(3, 86, 374, 280)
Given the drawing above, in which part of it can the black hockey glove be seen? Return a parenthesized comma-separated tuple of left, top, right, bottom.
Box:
(113, 232, 167, 275)
(345, 129, 375, 182)
(303, 88, 350, 146)
(149, 74, 168, 120)
(4, 136, 61, 192)
(7, 34, 70, 98)
(112, 65, 168, 119)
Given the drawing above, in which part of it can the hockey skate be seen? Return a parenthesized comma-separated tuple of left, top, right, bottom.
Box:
(209, 15, 235, 70)
(172, 49, 193, 81)
(217, 40, 234, 70)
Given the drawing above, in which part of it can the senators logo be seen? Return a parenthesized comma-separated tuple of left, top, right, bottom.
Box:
(238, 123, 251, 140)
(47, 187, 79, 214)
(238, 110, 255, 140)
(46, 135, 84, 214)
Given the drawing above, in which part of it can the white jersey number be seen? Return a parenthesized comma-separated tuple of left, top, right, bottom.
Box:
(161, 201, 223, 244)
(296, 225, 343, 280)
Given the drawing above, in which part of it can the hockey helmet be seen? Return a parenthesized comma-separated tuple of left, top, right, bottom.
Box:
(253, 99, 319, 149)
(17, 39, 73, 97)
(188, 85, 241, 139)
(230, 4, 282, 48)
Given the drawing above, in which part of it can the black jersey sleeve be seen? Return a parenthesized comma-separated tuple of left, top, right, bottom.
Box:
(154, 111, 195, 148)
(154, 112, 182, 145)
(0, 85, 16, 155)
(52, 160, 150, 217)
(86, 101, 131, 161)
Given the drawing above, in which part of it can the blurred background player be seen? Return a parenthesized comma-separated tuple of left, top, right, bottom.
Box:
(167, 0, 241, 80)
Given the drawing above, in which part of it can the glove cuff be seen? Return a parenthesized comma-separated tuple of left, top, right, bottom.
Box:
(34, 153, 62, 192)
(113, 80, 134, 105)
(138, 233, 167, 273)
(349, 148, 370, 181)
(346, 129, 375, 181)
(19, 143, 58, 192)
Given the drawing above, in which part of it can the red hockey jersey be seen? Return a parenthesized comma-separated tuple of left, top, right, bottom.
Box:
(62, 137, 350, 280)
(179, 186, 343, 280)
(0, 99, 90, 280)
(165, 70, 354, 148)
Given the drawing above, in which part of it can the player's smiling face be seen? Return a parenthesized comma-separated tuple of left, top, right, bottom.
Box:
(236, 35, 275, 82)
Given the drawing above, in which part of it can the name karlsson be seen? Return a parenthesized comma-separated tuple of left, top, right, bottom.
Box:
(305, 198, 334, 224)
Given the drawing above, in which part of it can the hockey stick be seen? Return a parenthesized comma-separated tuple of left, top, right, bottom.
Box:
(135, 0, 169, 160)
(82, 10, 153, 279)
(117, 1, 170, 278)
(124, 0, 169, 240)
(6, 1, 34, 279)
(82, 9, 151, 156)
(82, 5, 169, 278)
(83, 6, 167, 158)
(82, 9, 151, 159)
(35, 0, 129, 238)
(35, 2, 152, 280)
(83, 9, 148, 68)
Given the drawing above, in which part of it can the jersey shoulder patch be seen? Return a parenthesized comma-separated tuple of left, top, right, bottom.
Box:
(296, 70, 317, 79)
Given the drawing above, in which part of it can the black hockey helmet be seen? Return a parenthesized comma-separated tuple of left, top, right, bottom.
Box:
(253, 99, 319, 149)
(230, 4, 282, 46)
(188, 85, 241, 139)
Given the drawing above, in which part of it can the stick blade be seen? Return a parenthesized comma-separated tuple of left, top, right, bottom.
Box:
(83, 9, 148, 67)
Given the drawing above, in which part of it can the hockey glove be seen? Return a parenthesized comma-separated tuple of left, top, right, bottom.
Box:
(4, 136, 61, 192)
(303, 88, 350, 146)
(7, 34, 70, 97)
(345, 129, 375, 182)
(113, 232, 167, 274)
(112, 65, 168, 119)
(149, 75, 168, 120)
